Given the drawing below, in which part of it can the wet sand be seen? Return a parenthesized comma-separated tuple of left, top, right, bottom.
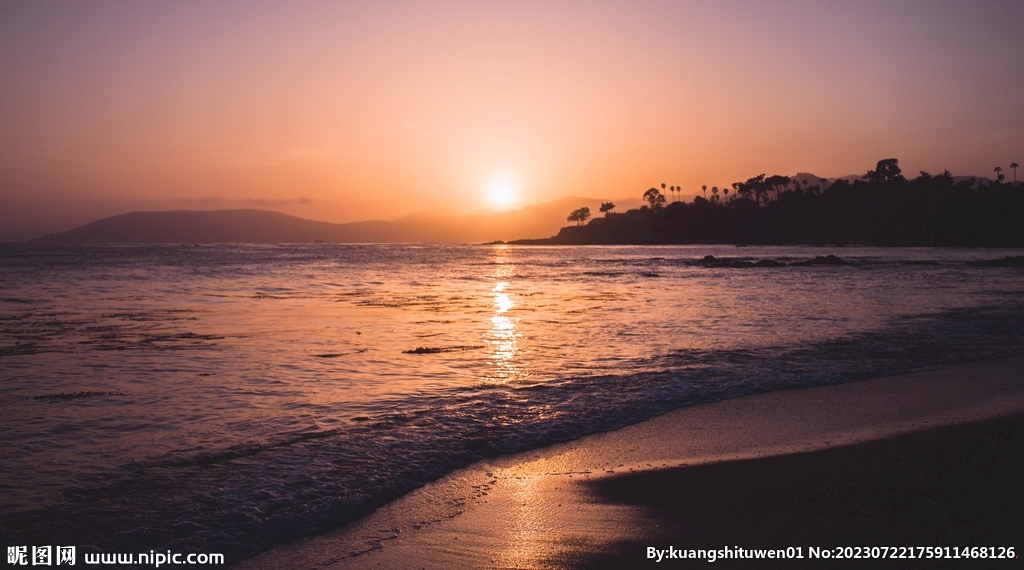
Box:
(236, 357, 1024, 569)
(567, 416, 1023, 569)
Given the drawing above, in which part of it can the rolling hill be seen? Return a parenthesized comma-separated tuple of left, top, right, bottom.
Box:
(29, 196, 643, 244)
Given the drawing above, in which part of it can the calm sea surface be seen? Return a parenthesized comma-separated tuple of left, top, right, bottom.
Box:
(3, 244, 1024, 559)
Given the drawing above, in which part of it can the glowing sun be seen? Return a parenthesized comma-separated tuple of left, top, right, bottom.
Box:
(488, 180, 517, 207)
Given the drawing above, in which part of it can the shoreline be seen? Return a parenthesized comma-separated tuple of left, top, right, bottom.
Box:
(236, 356, 1024, 569)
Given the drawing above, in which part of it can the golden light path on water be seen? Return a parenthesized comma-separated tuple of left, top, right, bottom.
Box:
(486, 246, 522, 385)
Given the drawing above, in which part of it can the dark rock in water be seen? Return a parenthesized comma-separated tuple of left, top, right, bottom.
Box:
(313, 353, 345, 358)
(403, 345, 485, 354)
(698, 255, 754, 268)
(33, 391, 126, 401)
(641, 272, 660, 278)
(700, 255, 828, 269)
(792, 254, 845, 266)
(814, 254, 845, 265)
(968, 256, 1024, 267)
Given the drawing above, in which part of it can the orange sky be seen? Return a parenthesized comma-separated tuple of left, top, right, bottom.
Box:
(2, 1, 1022, 240)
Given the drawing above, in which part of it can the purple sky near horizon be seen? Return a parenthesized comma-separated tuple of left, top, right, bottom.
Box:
(1, 0, 1022, 240)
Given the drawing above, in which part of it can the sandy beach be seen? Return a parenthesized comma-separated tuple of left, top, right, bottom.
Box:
(235, 356, 1024, 569)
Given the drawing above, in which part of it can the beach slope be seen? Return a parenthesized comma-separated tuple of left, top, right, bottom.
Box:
(236, 357, 1024, 569)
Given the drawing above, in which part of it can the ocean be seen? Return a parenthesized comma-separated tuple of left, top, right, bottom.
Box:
(2, 243, 1024, 562)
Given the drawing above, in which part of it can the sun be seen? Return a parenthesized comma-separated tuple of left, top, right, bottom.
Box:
(488, 180, 517, 207)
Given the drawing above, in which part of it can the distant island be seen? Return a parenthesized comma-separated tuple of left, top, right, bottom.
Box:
(512, 159, 1024, 247)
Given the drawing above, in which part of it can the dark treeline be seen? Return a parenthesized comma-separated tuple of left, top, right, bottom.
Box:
(518, 159, 1024, 246)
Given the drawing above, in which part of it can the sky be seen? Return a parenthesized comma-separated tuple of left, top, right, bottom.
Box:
(2, 0, 1022, 240)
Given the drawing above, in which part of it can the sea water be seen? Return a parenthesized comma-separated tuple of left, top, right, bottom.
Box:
(2, 243, 1023, 560)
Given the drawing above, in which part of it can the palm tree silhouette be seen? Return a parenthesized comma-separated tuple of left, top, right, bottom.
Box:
(702, 185, 707, 199)
(1011, 162, 1019, 186)
(994, 166, 1004, 184)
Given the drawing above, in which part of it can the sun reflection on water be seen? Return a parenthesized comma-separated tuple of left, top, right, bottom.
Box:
(485, 247, 524, 384)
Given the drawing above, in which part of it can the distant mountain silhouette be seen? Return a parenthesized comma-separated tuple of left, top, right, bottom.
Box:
(29, 196, 644, 244)
(30, 210, 381, 244)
